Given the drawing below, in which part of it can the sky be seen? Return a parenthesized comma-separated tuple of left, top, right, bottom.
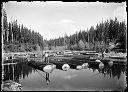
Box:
(3, 1, 127, 40)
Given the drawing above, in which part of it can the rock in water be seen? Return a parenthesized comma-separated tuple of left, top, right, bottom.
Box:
(82, 63, 89, 69)
(76, 65, 83, 70)
(43, 65, 54, 73)
(82, 63, 88, 67)
(52, 64, 56, 69)
(108, 61, 113, 67)
(62, 64, 70, 71)
(95, 59, 101, 62)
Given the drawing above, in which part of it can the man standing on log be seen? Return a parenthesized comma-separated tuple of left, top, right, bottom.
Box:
(45, 52, 49, 63)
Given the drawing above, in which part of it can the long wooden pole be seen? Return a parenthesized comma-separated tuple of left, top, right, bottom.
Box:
(2, 7, 4, 91)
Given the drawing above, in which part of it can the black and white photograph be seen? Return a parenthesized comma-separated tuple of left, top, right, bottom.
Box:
(1, 1, 127, 91)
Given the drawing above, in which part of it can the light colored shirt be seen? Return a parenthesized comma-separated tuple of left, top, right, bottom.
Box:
(45, 53, 48, 57)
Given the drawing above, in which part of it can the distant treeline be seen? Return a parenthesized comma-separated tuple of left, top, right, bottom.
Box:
(47, 18, 127, 52)
(2, 9, 44, 52)
(2, 9, 127, 52)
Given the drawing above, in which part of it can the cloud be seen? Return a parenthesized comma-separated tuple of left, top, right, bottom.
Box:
(6, 2, 124, 40)
(59, 19, 76, 24)
(113, 3, 127, 22)
(41, 19, 80, 39)
(57, 19, 80, 35)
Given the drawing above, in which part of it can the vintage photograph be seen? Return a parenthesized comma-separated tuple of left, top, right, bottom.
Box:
(1, 1, 127, 91)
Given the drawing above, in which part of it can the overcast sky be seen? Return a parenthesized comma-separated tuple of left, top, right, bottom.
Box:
(3, 1, 127, 40)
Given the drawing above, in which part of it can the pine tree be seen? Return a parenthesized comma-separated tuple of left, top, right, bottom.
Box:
(3, 9, 8, 44)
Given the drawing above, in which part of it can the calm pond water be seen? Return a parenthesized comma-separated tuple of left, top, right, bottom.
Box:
(3, 59, 127, 91)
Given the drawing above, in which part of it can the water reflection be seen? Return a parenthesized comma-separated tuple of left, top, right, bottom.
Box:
(46, 73, 50, 85)
(3, 59, 127, 89)
(53, 61, 126, 80)
(27, 61, 51, 85)
(3, 61, 33, 83)
(33, 69, 51, 85)
(88, 62, 126, 79)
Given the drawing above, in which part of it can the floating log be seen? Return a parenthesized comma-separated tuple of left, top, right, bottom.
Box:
(27, 60, 54, 71)
(2, 63, 17, 66)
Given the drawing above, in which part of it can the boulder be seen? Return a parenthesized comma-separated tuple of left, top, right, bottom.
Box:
(62, 64, 70, 71)
(43, 65, 55, 73)
(76, 65, 83, 70)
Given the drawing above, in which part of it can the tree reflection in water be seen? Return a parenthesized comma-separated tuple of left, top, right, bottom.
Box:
(3, 59, 127, 86)
(3, 61, 33, 83)
(34, 68, 51, 85)
(88, 62, 126, 79)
